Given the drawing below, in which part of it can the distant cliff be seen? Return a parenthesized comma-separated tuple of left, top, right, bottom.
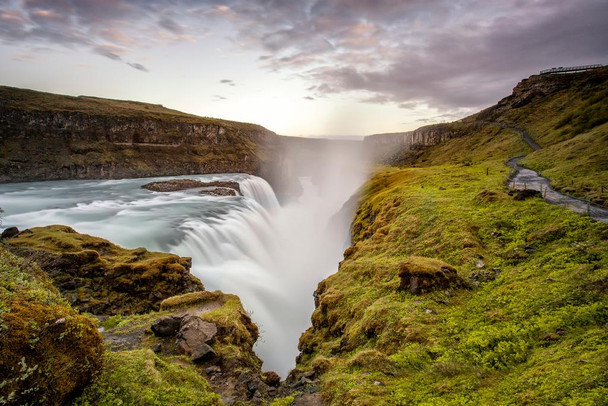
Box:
(0, 86, 279, 183)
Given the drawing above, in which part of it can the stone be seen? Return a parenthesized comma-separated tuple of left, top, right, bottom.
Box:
(151, 316, 183, 337)
(262, 371, 281, 387)
(475, 259, 485, 268)
(152, 343, 162, 353)
(176, 316, 218, 362)
(201, 187, 237, 197)
(206, 366, 222, 375)
(1, 227, 19, 240)
(439, 186, 446, 190)
(398, 259, 466, 295)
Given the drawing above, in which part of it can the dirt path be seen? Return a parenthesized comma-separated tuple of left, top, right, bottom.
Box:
(507, 157, 608, 223)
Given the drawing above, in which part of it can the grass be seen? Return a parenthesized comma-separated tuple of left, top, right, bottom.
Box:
(74, 349, 222, 405)
(0, 246, 103, 405)
(297, 114, 608, 404)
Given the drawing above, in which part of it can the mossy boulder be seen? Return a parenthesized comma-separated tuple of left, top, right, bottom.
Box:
(5, 225, 204, 315)
(397, 257, 466, 294)
(0, 247, 103, 405)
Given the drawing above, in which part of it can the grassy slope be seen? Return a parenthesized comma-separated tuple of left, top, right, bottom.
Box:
(297, 100, 608, 403)
(474, 68, 608, 204)
(0, 85, 264, 131)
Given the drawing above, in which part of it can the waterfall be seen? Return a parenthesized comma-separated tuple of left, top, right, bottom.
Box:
(0, 161, 369, 378)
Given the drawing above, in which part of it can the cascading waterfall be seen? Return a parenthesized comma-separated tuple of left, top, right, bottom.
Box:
(0, 168, 366, 377)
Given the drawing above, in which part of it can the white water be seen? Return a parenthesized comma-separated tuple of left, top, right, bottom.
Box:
(0, 160, 368, 377)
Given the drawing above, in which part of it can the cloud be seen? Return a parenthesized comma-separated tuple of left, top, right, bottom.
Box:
(1, 0, 606, 109)
(220, 79, 235, 86)
(212, 94, 227, 101)
(303, 96, 314, 100)
(127, 62, 149, 72)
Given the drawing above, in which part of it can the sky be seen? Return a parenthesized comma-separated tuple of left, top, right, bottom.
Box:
(0, 0, 607, 137)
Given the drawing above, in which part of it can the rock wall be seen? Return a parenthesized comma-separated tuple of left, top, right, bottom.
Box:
(0, 87, 280, 183)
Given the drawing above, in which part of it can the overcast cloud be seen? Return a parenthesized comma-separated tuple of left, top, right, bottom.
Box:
(1, 0, 606, 112)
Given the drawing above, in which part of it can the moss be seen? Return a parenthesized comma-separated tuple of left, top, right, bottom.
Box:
(74, 349, 221, 405)
(296, 121, 608, 404)
(5, 225, 204, 315)
(0, 247, 103, 405)
(160, 291, 223, 310)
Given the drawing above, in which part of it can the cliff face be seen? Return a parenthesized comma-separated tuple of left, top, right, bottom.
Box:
(0, 86, 279, 183)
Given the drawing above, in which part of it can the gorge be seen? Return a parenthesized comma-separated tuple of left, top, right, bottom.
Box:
(1, 67, 607, 405)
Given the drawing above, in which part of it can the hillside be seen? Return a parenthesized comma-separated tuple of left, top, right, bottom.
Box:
(0, 86, 279, 183)
(294, 69, 608, 404)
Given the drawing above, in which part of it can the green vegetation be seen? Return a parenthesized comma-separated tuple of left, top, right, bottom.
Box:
(5, 225, 204, 315)
(297, 78, 608, 404)
(474, 67, 608, 204)
(74, 349, 221, 405)
(0, 246, 103, 405)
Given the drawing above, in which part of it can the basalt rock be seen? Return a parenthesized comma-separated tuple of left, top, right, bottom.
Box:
(151, 316, 183, 337)
(176, 316, 218, 362)
(0, 226, 19, 240)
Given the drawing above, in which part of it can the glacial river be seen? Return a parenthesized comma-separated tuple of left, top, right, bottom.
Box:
(0, 172, 359, 377)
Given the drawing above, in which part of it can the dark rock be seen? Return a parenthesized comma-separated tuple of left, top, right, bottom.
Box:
(439, 186, 446, 190)
(176, 316, 218, 362)
(398, 259, 466, 295)
(189, 343, 216, 363)
(262, 371, 281, 387)
(151, 316, 183, 337)
(1, 227, 19, 240)
(152, 343, 162, 353)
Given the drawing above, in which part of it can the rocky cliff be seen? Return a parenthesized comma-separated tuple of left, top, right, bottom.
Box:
(0, 86, 279, 183)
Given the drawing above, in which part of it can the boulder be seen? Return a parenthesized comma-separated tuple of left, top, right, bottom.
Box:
(151, 316, 183, 337)
(1, 226, 19, 240)
(397, 257, 466, 295)
(261, 371, 281, 387)
(176, 316, 218, 362)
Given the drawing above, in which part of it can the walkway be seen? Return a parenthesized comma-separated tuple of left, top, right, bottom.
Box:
(507, 157, 608, 224)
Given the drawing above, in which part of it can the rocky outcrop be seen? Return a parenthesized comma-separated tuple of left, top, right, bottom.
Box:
(0, 86, 279, 184)
(397, 257, 467, 294)
(141, 179, 242, 194)
(4, 225, 204, 315)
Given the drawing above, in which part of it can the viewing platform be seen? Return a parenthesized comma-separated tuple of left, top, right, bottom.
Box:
(540, 64, 603, 75)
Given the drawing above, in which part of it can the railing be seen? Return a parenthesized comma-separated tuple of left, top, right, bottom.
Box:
(540, 64, 603, 74)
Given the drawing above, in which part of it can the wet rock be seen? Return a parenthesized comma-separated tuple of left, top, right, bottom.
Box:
(201, 187, 237, 196)
(1, 227, 19, 240)
(152, 343, 162, 353)
(176, 316, 218, 362)
(151, 316, 183, 337)
(142, 179, 207, 192)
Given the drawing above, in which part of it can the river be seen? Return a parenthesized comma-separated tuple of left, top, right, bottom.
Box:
(0, 171, 361, 377)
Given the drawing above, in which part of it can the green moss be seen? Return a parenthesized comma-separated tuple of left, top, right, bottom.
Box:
(5, 225, 204, 315)
(0, 247, 103, 405)
(74, 349, 221, 405)
(297, 122, 608, 404)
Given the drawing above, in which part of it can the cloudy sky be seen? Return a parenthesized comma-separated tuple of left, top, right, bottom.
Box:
(1, 0, 607, 136)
